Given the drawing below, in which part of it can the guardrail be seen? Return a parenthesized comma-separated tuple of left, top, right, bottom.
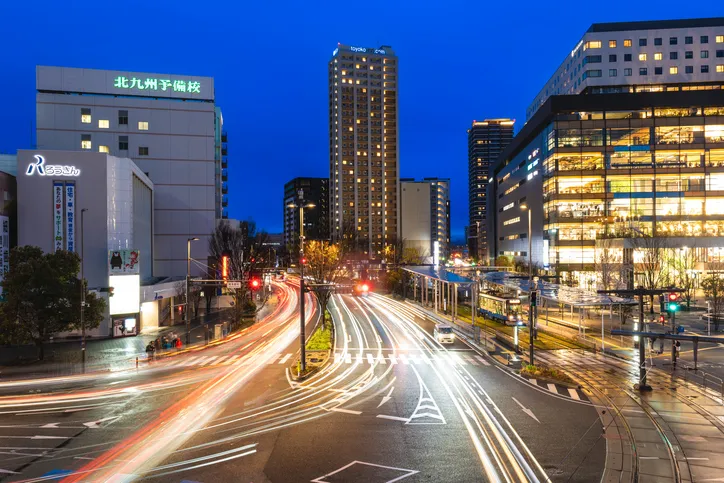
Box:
(674, 359, 724, 403)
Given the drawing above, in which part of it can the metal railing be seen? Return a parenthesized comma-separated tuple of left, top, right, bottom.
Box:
(675, 359, 724, 403)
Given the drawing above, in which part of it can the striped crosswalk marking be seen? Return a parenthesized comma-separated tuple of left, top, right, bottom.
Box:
(279, 353, 292, 364)
(345, 353, 352, 364)
(199, 356, 217, 367)
(474, 355, 490, 366)
(547, 383, 558, 394)
(334, 353, 342, 363)
(181, 356, 201, 366)
(367, 354, 375, 365)
(227, 355, 241, 364)
(355, 354, 363, 365)
(389, 354, 398, 365)
(399, 354, 410, 365)
(377, 354, 387, 365)
(215, 356, 231, 365)
(467, 355, 479, 366)
(268, 353, 281, 365)
(568, 388, 581, 400)
(408, 354, 418, 365)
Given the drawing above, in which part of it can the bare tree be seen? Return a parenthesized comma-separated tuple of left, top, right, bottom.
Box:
(632, 237, 670, 313)
(702, 262, 724, 332)
(670, 246, 698, 309)
(595, 238, 621, 291)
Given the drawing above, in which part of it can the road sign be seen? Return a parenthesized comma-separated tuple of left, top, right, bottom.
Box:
(227, 281, 241, 289)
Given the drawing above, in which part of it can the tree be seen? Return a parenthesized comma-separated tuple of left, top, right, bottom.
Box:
(595, 239, 622, 291)
(670, 246, 698, 309)
(495, 255, 512, 268)
(702, 264, 724, 332)
(633, 237, 670, 313)
(304, 240, 343, 326)
(0, 246, 105, 360)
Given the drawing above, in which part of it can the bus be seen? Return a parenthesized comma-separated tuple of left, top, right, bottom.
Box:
(478, 291, 522, 324)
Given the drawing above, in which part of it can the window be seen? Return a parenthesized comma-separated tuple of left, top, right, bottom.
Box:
(670, 37, 678, 45)
(702, 36, 709, 44)
(686, 51, 694, 59)
(138, 147, 149, 156)
(702, 65, 710, 73)
(584, 70, 602, 78)
(654, 52, 663, 60)
(119, 136, 128, 150)
(624, 53, 632, 62)
(584, 55, 602, 64)
(655, 66, 663, 75)
(609, 69, 618, 77)
(718, 36, 724, 43)
(585, 40, 602, 49)
(640, 67, 648, 75)
(702, 50, 710, 59)
(81, 108, 91, 124)
(718, 65, 724, 73)
(639, 38, 647, 47)
(503, 217, 520, 226)
(99, 145, 109, 154)
(609, 54, 617, 62)
(655, 37, 663, 46)
(118, 110, 128, 125)
(685, 36, 693, 45)
(624, 68, 632, 76)
(624, 39, 632, 47)
(686, 65, 694, 74)
(98, 119, 109, 129)
(670, 52, 678, 60)
(609, 40, 617, 48)
(718, 50, 724, 58)
(138, 121, 149, 130)
(639, 53, 647, 61)
(81, 134, 91, 150)
(670, 66, 678, 74)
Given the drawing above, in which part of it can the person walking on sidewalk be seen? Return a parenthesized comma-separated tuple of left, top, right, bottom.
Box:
(175, 337, 182, 349)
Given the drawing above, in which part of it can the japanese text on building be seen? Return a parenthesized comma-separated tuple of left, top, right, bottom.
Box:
(113, 76, 201, 94)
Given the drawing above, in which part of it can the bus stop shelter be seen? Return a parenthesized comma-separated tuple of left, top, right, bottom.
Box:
(401, 265, 475, 322)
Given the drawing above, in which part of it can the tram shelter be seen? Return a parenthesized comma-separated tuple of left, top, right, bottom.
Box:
(401, 265, 476, 323)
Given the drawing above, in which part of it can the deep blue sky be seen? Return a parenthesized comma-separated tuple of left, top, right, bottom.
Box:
(1, 2, 720, 242)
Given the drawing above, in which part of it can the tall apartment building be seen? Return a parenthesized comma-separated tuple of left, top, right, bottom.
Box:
(35, 66, 226, 277)
(400, 178, 451, 261)
(283, 177, 329, 253)
(527, 18, 724, 120)
(328, 44, 400, 256)
(467, 119, 514, 263)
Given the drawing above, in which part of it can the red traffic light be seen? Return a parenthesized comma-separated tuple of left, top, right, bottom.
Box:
(668, 293, 678, 301)
(659, 315, 665, 324)
(250, 279, 261, 289)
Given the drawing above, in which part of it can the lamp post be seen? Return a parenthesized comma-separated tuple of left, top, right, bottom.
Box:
(288, 192, 315, 374)
(186, 237, 199, 345)
(520, 203, 533, 280)
(80, 208, 88, 367)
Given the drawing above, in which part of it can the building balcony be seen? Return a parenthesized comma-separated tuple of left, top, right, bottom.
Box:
(222, 195, 228, 207)
(222, 143, 228, 156)
(222, 182, 228, 194)
(221, 131, 228, 143)
(222, 169, 228, 181)
(222, 156, 228, 168)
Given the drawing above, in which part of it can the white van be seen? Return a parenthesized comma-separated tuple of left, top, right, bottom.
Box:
(434, 324, 455, 344)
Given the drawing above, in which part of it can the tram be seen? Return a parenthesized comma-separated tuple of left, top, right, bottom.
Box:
(478, 291, 522, 324)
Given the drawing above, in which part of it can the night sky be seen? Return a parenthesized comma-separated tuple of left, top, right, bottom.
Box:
(1, 1, 720, 242)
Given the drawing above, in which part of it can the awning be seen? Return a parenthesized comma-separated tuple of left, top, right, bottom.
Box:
(402, 265, 475, 284)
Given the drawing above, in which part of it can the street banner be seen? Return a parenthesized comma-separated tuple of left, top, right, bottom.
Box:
(65, 182, 75, 252)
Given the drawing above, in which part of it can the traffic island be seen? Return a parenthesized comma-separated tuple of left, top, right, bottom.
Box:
(289, 323, 333, 381)
(520, 363, 578, 387)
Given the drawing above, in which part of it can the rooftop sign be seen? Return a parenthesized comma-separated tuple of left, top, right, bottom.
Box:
(113, 76, 201, 93)
(26, 155, 80, 177)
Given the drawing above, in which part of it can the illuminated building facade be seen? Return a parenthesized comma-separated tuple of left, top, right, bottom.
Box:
(328, 44, 400, 256)
(400, 178, 450, 261)
(528, 18, 724, 120)
(493, 91, 724, 288)
(467, 119, 514, 262)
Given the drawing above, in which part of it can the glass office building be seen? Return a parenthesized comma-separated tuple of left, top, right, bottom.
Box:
(492, 90, 724, 288)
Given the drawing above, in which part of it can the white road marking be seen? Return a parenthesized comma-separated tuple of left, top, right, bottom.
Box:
(377, 386, 395, 408)
(215, 356, 231, 364)
(199, 356, 218, 367)
(512, 397, 540, 423)
(279, 353, 292, 364)
(529, 378, 537, 386)
(227, 355, 241, 364)
(686, 457, 710, 460)
(377, 354, 387, 365)
(345, 353, 352, 364)
(83, 416, 120, 429)
(466, 355, 479, 366)
(547, 383, 558, 394)
(367, 354, 375, 365)
(267, 353, 281, 365)
(181, 356, 201, 366)
(568, 389, 581, 400)
(0, 469, 19, 474)
(355, 354, 363, 365)
(311, 461, 418, 483)
(389, 354, 398, 365)
(330, 408, 362, 415)
(475, 355, 490, 366)
(377, 414, 409, 422)
(334, 353, 341, 363)
(639, 456, 659, 460)
(399, 354, 410, 365)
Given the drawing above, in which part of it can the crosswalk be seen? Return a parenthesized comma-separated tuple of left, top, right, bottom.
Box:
(327, 352, 491, 367)
(153, 354, 243, 368)
(523, 376, 589, 402)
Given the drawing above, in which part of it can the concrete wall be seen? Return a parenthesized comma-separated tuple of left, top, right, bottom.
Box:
(401, 182, 432, 257)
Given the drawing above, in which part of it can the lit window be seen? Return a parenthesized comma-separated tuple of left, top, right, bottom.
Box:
(718, 65, 724, 73)
(138, 121, 149, 131)
(670, 66, 678, 74)
(717, 36, 724, 43)
(97, 119, 109, 129)
(81, 108, 91, 124)
(585, 40, 602, 49)
(654, 52, 662, 60)
(99, 145, 109, 153)
(624, 39, 632, 47)
(81, 134, 91, 150)
(609, 40, 616, 48)
(639, 53, 647, 61)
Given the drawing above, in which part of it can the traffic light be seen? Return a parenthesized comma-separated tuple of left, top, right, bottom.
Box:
(99, 287, 114, 297)
(659, 315, 666, 324)
(667, 293, 680, 312)
(250, 278, 261, 290)
(300, 257, 307, 265)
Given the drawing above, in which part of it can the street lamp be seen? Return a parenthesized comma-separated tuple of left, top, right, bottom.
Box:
(520, 203, 533, 281)
(186, 237, 199, 345)
(80, 208, 88, 367)
(288, 193, 315, 374)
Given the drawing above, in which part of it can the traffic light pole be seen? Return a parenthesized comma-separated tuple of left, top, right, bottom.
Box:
(671, 309, 677, 368)
(529, 290, 536, 366)
(638, 292, 650, 390)
(299, 205, 306, 375)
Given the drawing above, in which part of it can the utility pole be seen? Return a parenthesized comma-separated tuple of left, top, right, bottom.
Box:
(186, 237, 199, 345)
(529, 289, 537, 365)
(80, 208, 88, 368)
(299, 202, 306, 374)
(671, 308, 677, 368)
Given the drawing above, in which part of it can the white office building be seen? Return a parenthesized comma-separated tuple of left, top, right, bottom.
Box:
(400, 178, 450, 263)
(527, 18, 724, 120)
(35, 66, 227, 277)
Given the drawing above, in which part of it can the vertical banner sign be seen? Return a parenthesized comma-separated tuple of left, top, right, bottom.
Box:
(53, 182, 64, 252)
(65, 182, 75, 252)
(1, 217, 7, 276)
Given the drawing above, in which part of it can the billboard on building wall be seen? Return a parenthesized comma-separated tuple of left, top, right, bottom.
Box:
(0, 215, 9, 297)
(65, 182, 75, 252)
(108, 249, 140, 275)
(53, 182, 64, 252)
(109, 274, 140, 315)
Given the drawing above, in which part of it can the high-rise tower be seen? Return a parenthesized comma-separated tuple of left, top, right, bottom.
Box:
(329, 44, 399, 256)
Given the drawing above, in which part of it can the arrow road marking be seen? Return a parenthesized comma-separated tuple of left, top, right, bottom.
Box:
(83, 416, 120, 429)
(377, 386, 395, 408)
(41, 423, 60, 429)
(0, 469, 20, 474)
(512, 397, 540, 423)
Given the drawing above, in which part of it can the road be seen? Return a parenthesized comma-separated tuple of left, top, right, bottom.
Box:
(0, 288, 605, 482)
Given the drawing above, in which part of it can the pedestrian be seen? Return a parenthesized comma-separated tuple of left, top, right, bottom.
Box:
(659, 338, 664, 354)
(175, 337, 182, 349)
(145, 343, 155, 358)
(154, 338, 161, 351)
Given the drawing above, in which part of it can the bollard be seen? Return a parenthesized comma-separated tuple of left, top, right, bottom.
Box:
(136, 357, 139, 368)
